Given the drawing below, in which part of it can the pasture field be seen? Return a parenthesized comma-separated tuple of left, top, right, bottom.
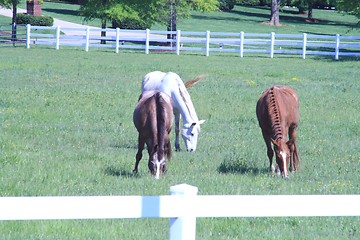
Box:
(0, 47, 359, 239)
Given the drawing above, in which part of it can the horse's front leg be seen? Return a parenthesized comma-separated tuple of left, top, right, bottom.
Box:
(174, 112, 181, 151)
(262, 132, 275, 173)
(133, 136, 145, 174)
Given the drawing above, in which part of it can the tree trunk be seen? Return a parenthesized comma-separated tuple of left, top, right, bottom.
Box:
(11, 0, 17, 45)
(269, 0, 281, 26)
(167, 0, 177, 46)
(101, 19, 106, 44)
(307, 1, 313, 19)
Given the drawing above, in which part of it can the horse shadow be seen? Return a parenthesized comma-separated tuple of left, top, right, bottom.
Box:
(217, 157, 266, 175)
(104, 166, 138, 178)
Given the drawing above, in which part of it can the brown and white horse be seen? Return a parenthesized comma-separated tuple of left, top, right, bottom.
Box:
(256, 85, 300, 179)
(133, 90, 173, 179)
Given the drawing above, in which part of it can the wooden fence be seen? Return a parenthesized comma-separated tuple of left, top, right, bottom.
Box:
(1, 184, 360, 240)
(25, 25, 360, 60)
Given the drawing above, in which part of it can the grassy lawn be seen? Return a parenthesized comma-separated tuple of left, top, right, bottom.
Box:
(0, 2, 359, 239)
(0, 46, 359, 239)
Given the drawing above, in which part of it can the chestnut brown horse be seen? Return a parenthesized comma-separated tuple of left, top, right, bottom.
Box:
(256, 85, 300, 179)
(133, 90, 173, 179)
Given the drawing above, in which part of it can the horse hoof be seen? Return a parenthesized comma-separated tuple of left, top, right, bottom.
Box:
(132, 169, 138, 175)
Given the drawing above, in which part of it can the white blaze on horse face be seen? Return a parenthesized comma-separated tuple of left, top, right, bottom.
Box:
(155, 161, 161, 179)
(280, 151, 288, 178)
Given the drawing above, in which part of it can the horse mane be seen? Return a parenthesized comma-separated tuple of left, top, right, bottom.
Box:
(268, 86, 283, 141)
(184, 74, 207, 88)
(179, 86, 199, 122)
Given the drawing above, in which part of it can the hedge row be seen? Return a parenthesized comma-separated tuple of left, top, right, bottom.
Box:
(16, 14, 54, 26)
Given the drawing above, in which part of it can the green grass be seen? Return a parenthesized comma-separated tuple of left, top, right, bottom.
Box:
(0, 2, 360, 239)
(0, 47, 359, 239)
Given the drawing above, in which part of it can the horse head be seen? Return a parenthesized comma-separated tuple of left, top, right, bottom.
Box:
(181, 120, 205, 152)
(272, 138, 290, 179)
(148, 145, 167, 179)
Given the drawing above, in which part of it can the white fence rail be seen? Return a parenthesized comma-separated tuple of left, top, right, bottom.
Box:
(1, 184, 360, 240)
(25, 25, 360, 60)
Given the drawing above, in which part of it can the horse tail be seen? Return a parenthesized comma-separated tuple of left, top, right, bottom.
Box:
(184, 74, 208, 88)
(165, 139, 172, 162)
(155, 92, 167, 161)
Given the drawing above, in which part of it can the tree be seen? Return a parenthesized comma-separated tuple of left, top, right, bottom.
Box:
(79, 0, 218, 43)
(0, 0, 20, 43)
(157, 0, 218, 40)
(269, 0, 281, 25)
(337, 0, 360, 20)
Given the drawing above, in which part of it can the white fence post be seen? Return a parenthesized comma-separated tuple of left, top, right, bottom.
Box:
(176, 30, 181, 55)
(26, 24, 31, 49)
(240, 31, 244, 58)
(85, 27, 90, 52)
(302, 33, 307, 59)
(115, 28, 120, 54)
(169, 184, 198, 240)
(145, 29, 150, 54)
(56, 26, 60, 50)
(270, 32, 275, 58)
(205, 31, 210, 57)
(335, 34, 340, 60)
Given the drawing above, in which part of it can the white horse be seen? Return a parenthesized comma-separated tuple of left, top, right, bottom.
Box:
(142, 71, 205, 152)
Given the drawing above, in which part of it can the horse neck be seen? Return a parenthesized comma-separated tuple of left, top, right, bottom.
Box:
(176, 87, 199, 124)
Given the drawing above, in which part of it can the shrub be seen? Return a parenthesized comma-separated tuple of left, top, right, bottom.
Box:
(219, 0, 236, 11)
(111, 18, 151, 30)
(16, 14, 54, 26)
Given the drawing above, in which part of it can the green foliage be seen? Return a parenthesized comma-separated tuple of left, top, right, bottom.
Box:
(219, 0, 236, 11)
(0, 0, 18, 8)
(111, 17, 151, 30)
(16, 13, 54, 26)
(337, 0, 360, 20)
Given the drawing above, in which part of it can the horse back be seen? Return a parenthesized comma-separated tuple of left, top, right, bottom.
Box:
(256, 85, 299, 132)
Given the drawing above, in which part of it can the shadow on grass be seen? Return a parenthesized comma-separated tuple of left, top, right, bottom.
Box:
(42, 8, 80, 17)
(193, 5, 356, 29)
(217, 157, 266, 175)
(105, 166, 138, 178)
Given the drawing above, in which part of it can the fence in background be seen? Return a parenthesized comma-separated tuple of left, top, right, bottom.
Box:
(0, 24, 27, 46)
(1, 184, 360, 240)
(24, 24, 360, 60)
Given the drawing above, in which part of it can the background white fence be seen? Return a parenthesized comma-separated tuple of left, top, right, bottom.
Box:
(25, 25, 360, 60)
(1, 183, 360, 240)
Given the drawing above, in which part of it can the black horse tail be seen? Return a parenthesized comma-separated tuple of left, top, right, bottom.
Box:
(155, 92, 167, 162)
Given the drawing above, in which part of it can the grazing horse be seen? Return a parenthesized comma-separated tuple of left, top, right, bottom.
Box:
(142, 71, 205, 152)
(133, 90, 173, 179)
(256, 85, 300, 179)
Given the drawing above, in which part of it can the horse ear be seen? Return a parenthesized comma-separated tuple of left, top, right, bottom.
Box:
(271, 138, 278, 146)
(198, 120, 205, 125)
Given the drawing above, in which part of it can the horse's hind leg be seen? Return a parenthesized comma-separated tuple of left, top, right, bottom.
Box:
(174, 112, 181, 151)
(133, 136, 145, 174)
(288, 127, 299, 172)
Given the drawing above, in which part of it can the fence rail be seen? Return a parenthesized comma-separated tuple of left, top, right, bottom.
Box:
(1, 184, 359, 240)
(0, 24, 27, 46)
(23, 24, 360, 60)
